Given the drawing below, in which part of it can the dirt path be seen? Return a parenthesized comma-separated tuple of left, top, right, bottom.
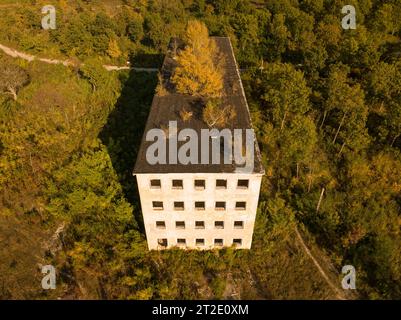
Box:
(0, 4, 20, 8)
(294, 226, 347, 300)
(0, 43, 158, 72)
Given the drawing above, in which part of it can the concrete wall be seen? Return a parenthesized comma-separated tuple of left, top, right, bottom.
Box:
(135, 173, 262, 250)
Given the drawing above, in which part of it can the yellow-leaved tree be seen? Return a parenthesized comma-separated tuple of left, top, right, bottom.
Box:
(172, 20, 224, 98)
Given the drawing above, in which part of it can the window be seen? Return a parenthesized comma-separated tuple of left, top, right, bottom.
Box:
(195, 201, 205, 210)
(174, 201, 184, 210)
(177, 238, 186, 246)
(195, 221, 205, 229)
(215, 221, 224, 229)
(196, 238, 205, 246)
(176, 221, 185, 229)
(214, 239, 223, 246)
(237, 179, 249, 189)
(156, 221, 166, 229)
(158, 238, 167, 248)
(235, 201, 246, 210)
(216, 179, 227, 189)
(233, 239, 242, 247)
(194, 179, 205, 190)
(172, 179, 183, 189)
(150, 179, 161, 189)
(215, 201, 226, 210)
(234, 221, 244, 229)
(152, 201, 163, 210)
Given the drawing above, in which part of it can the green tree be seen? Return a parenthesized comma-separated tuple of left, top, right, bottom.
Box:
(257, 63, 311, 131)
(322, 64, 369, 154)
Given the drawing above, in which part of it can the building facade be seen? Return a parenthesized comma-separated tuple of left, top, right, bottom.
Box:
(135, 173, 262, 250)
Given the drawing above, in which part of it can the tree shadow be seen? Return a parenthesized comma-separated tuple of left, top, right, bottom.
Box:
(130, 52, 164, 68)
(99, 69, 158, 234)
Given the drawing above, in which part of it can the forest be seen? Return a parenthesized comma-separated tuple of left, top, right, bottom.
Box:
(0, 0, 400, 300)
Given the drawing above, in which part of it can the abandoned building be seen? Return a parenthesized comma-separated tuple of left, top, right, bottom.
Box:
(133, 37, 264, 250)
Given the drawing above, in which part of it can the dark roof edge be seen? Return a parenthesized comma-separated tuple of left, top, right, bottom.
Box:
(223, 37, 265, 175)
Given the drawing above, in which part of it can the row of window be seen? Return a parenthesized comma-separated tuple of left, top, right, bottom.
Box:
(155, 220, 244, 229)
(150, 179, 249, 190)
(152, 201, 246, 211)
(157, 238, 243, 247)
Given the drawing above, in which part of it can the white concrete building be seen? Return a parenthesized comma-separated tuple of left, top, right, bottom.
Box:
(133, 37, 264, 250)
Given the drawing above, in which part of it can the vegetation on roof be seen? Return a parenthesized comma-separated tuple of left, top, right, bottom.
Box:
(172, 20, 224, 98)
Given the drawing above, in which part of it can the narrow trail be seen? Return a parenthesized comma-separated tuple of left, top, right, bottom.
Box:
(294, 225, 347, 300)
(0, 43, 158, 72)
(0, 4, 20, 8)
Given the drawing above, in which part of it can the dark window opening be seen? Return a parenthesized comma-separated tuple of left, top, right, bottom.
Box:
(196, 239, 205, 246)
(150, 179, 161, 189)
(233, 239, 242, 247)
(237, 179, 249, 189)
(153, 201, 163, 210)
(156, 221, 166, 229)
(172, 179, 183, 189)
(194, 179, 205, 190)
(176, 221, 185, 229)
(234, 221, 244, 229)
(174, 202, 184, 210)
(158, 238, 167, 248)
(215, 221, 224, 229)
(195, 201, 205, 210)
(195, 221, 205, 229)
(215, 201, 226, 210)
(235, 201, 246, 210)
(216, 179, 227, 189)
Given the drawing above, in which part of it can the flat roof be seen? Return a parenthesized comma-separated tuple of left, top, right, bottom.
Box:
(133, 37, 264, 174)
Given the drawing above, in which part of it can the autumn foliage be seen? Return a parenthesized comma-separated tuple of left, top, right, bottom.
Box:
(172, 20, 223, 98)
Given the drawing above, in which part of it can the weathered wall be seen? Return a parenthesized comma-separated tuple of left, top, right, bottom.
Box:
(135, 173, 262, 250)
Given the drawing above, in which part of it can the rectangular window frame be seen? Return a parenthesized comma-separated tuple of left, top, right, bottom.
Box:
(195, 221, 205, 229)
(157, 238, 168, 248)
(216, 179, 227, 189)
(172, 179, 183, 189)
(237, 179, 249, 189)
(152, 201, 164, 210)
(156, 221, 166, 229)
(195, 201, 205, 210)
(215, 201, 226, 211)
(196, 238, 205, 246)
(233, 239, 242, 247)
(175, 221, 185, 229)
(235, 201, 246, 210)
(214, 221, 224, 229)
(234, 221, 244, 229)
(150, 179, 161, 189)
(194, 179, 206, 190)
(174, 201, 185, 211)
